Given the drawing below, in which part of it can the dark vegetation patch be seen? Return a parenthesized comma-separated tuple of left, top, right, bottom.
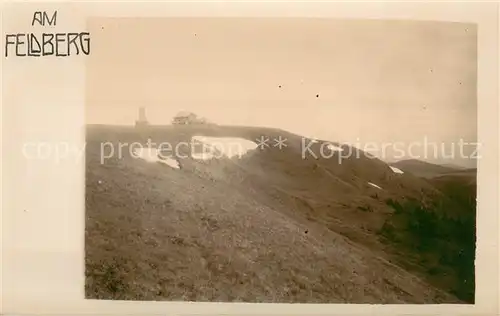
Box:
(86, 257, 132, 300)
(378, 179, 476, 303)
(357, 205, 373, 213)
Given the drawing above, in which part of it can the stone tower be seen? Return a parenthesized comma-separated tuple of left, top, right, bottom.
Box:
(135, 107, 149, 127)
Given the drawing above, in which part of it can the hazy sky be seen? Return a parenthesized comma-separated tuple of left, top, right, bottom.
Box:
(86, 18, 477, 167)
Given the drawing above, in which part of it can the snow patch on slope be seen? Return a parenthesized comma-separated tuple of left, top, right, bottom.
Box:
(134, 148, 180, 169)
(326, 143, 344, 152)
(191, 136, 257, 159)
(368, 182, 383, 190)
(390, 166, 404, 174)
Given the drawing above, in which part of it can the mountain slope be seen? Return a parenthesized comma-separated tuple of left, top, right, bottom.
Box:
(85, 124, 468, 303)
(379, 171, 476, 302)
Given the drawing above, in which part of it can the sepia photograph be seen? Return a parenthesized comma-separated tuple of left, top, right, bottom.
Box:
(84, 18, 477, 304)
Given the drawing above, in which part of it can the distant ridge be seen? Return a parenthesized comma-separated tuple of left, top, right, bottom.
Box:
(390, 159, 476, 179)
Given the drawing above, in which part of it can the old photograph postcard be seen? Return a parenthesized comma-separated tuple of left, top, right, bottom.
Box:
(2, 1, 499, 315)
(84, 17, 477, 304)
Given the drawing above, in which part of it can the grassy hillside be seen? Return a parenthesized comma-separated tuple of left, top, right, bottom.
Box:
(378, 173, 476, 303)
(85, 124, 472, 303)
